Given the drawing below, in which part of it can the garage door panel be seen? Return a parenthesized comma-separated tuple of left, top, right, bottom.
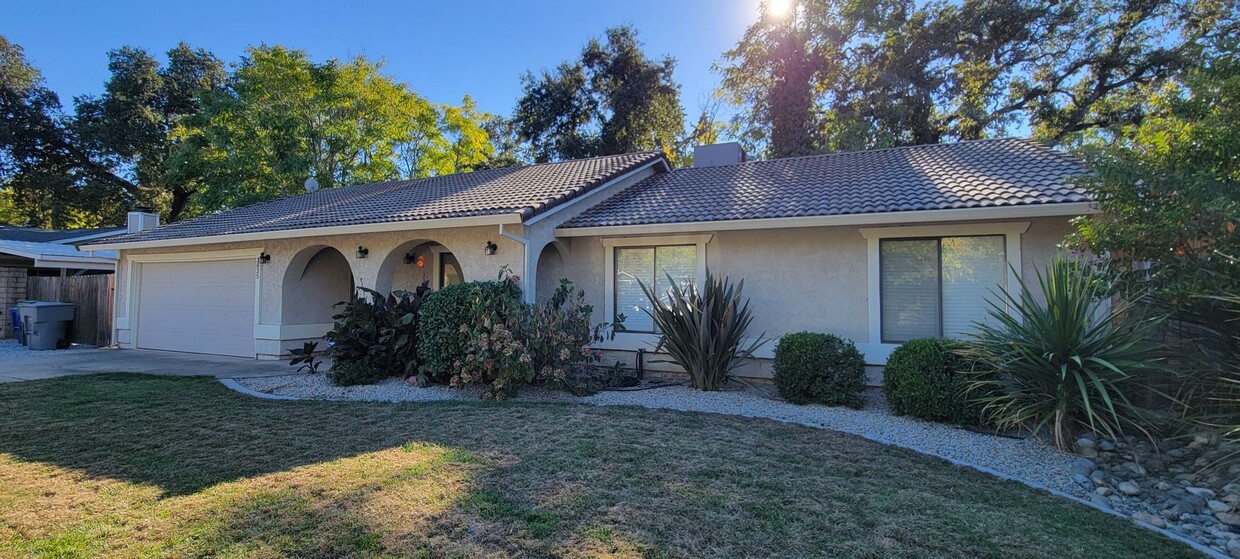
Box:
(136, 259, 256, 357)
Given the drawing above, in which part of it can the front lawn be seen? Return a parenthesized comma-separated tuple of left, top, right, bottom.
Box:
(0, 375, 1200, 558)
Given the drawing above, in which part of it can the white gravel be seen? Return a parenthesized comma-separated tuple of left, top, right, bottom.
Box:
(235, 372, 1084, 497)
(0, 338, 92, 359)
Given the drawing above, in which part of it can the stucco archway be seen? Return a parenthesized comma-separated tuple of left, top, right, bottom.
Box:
(375, 239, 465, 295)
(281, 246, 354, 326)
(534, 241, 567, 303)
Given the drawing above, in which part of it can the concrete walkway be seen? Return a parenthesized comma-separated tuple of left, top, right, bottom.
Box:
(0, 344, 293, 383)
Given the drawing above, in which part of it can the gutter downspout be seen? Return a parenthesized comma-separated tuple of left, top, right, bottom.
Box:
(498, 223, 533, 303)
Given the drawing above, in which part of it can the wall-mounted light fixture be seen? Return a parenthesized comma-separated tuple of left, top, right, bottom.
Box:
(258, 252, 271, 264)
(403, 252, 415, 264)
(484, 241, 498, 256)
(356, 246, 369, 259)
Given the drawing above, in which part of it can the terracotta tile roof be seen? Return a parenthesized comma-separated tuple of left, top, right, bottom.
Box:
(93, 152, 663, 244)
(561, 139, 1090, 229)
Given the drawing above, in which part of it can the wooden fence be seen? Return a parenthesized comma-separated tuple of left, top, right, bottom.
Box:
(26, 274, 114, 347)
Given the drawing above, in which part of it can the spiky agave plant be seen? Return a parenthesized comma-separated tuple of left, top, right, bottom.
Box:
(962, 256, 1164, 450)
(639, 271, 766, 390)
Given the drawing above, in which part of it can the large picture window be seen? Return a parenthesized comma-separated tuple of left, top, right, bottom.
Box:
(613, 245, 697, 333)
(880, 235, 1007, 343)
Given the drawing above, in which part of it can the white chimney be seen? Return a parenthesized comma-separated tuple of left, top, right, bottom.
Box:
(127, 207, 160, 234)
(693, 142, 747, 168)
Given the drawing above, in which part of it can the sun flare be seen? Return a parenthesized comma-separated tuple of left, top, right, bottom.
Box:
(766, 0, 794, 19)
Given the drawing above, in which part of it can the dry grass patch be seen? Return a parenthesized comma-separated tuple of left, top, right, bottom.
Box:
(0, 374, 1204, 558)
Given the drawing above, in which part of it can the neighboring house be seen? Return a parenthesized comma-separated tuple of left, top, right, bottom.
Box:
(85, 138, 1092, 375)
(0, 226, 123, 338)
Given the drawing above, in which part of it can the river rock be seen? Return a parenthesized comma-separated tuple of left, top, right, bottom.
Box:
(1118, 481, 1142, 496)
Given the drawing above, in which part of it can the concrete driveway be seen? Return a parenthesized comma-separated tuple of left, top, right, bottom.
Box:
(0, 343, 294, 383)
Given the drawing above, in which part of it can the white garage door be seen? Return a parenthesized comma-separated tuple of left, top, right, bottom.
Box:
(136, 259, 256, 357)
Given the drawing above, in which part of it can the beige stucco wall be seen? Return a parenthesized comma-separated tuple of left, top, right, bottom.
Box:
(556, 216, 1077, 380)
(113, 225, 526, 358)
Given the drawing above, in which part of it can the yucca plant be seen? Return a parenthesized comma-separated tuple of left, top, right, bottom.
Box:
(639, 271, 766, 391)
(962, 256, 1164, 450)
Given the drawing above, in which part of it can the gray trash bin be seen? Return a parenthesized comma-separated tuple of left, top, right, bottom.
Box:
(16, 301, 76, 350)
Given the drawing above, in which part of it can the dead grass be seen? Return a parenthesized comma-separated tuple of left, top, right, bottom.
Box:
(0, 374, 1202, 558)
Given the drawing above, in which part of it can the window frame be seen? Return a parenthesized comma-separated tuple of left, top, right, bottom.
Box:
(877, 234, 1007, 343)
(601, 234, 711, 345)
(860, 222, 1028, 361)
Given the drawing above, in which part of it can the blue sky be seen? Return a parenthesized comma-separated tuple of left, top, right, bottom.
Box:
(5, 0, 761, 119)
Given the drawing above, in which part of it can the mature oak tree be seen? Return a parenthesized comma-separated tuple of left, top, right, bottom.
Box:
(719, 0, 1232, 158)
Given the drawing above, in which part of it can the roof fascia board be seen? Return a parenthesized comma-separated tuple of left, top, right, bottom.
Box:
(522, 158, 668, 226)
(556, 202, 1097, 237)
(54, 230, 125, 244)
(32, 258, 116, 270)
(85, 213, 523, 251)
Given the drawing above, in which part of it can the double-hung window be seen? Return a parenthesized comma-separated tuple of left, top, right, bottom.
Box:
(879, 235, 1007, 343)
(613, 245, 698, 333)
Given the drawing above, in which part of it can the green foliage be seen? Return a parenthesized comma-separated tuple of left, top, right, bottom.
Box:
(324, 283, 430, 386)
(326, 356, 388, 387)
(418, 279, 521, 385)
(513, 26, 685, 163)
(639, 271, 766, 391)
(525, 278, 622, 395)
(772, 332, 866, 408)
(963, 256, 1165, 450)
(173, 46, 496, 216)
(882, 338, 983, 424)
(717, 0, 1232, 158)
(448, 274, 531, 398)
(1070, 41, 1240, 333)
(418, 274, 618, 399)
(1, 37, 224, 226)
(287, 341, 323, 374)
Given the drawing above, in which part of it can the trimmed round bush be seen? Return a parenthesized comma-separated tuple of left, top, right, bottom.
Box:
(772, 332, 866, 408)
(882, 338, 982, 425)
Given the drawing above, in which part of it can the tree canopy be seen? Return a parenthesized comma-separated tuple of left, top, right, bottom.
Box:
(0, 39, 502, 226)
(512, 26, 686, 163)
(718, 0, 1235, 158)
(1070, 35, 1239, 318)
(0, 38, 223, 227)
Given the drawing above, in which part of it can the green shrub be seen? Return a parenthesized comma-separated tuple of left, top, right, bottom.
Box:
(883, 338, 983, 425)
(327, 356, 388, 386)
(414, 280, 515, 384)
(772, 332, 866, 407)
(419, 273, 620, 399)
(963, 256, 1164, 450)
(639, 271, 766, 391)
(324, 289, 392, 377)
(322, 283, 430, 386)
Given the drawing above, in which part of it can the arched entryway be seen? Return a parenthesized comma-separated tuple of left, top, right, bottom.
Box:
(282, 246, 354, 326)
(534, 241, 566, 302)
(375, 239, 464, 295)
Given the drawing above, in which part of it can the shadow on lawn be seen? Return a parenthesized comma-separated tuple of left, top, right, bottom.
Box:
(0, 374, 443, 496)
(0, 373, 1207, 559)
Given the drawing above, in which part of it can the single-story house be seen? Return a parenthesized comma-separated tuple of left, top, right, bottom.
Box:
(1, 226, 123, 338)
(84, 138, 1092, 376)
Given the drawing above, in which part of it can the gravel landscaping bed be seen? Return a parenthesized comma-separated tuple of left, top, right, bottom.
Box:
(0, 338, 91, 359)
(234, 373, 1082, 496)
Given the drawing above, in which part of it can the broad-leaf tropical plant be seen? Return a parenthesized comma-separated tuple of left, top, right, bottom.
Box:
(963, 256, 1164, 450)
(639, 271, 766, 391)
